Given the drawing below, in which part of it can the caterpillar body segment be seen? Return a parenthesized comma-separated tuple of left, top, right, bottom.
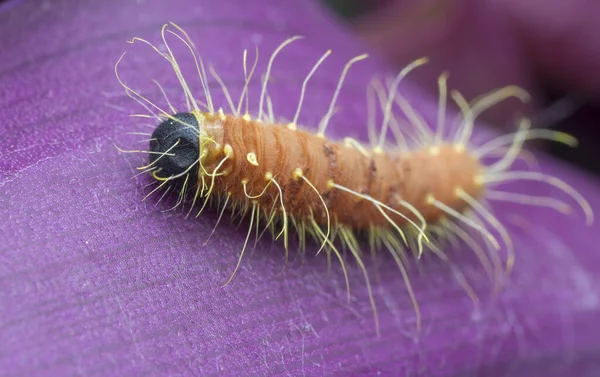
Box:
(167, 111, 484, 230)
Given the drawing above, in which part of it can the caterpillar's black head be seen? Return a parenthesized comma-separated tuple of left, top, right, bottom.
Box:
(149, 112, 200, 182)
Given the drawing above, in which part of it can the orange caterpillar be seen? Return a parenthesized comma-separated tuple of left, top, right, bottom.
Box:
(115, 23, 593, 333)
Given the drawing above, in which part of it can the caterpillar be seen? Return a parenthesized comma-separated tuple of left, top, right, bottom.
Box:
(115, 23, 594, 334)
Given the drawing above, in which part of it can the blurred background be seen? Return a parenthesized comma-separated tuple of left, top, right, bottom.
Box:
(321, 0, 600, 175)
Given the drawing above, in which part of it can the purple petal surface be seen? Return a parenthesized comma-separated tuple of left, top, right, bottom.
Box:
(352, 0, 536, 127)
(1, 0, 600, 376)
(498, 0, 600, 95)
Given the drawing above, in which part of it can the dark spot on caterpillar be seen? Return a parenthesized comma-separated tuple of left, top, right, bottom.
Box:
(149, 112, 199, 181)
(323, 144, 337, 169)
(368, 160, 377, 181)
(322, 145, 338, 206)
(285, 175, 304, 209)
(366, 159, 378, 197)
